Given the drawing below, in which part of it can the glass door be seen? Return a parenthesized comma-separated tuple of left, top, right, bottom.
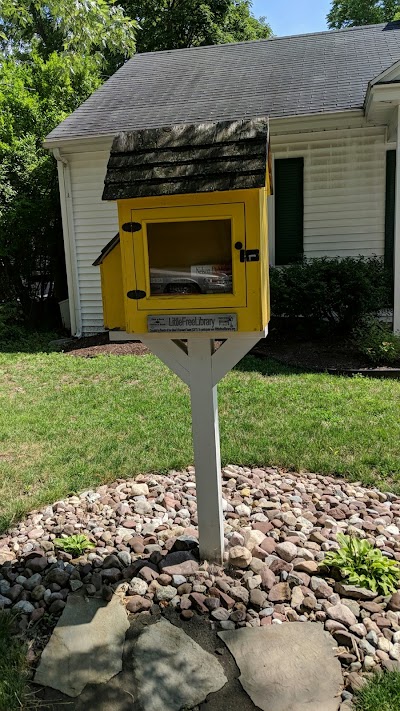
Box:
(132, 203, 247, 311)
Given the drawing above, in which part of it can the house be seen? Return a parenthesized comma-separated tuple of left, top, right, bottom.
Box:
(45, 21, 400, 336)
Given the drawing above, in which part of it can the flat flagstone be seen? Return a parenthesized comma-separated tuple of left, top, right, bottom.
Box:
(133, 618, 227, 711)
(218, 622, 343, 711)
(34, 594, 129, 697)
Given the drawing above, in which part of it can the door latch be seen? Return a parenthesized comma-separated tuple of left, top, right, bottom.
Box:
(127, 290, 146, 300)
(240, 249, 260, 263)
(122, 222, 142, 233)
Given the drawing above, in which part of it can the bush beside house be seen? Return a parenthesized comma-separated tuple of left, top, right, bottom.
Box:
(269, 256, 393, 334)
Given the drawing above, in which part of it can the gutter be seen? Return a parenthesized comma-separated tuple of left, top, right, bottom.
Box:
(43, 110, 366, 150)
(52, 148, 82, 338)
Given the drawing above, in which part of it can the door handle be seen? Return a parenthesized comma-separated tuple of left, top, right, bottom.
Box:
(240, 249, 260, 263)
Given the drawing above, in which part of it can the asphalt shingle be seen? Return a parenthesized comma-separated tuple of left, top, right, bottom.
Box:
(46, 22, 400, 144)
(102, 118, 269, 200)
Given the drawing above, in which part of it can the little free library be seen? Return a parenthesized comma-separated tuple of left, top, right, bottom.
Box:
(46, 21, 400, 560)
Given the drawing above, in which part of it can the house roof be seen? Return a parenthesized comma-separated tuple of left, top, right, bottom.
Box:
(46, 22, 400, 145)
(102, 118, 269, 200)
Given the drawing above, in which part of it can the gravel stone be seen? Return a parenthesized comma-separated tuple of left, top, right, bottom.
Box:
(130, 578, 148, 596)
(244, 529, 266, 552)
(250, 588, 268, 609)
(154, 585, 177, 602)
(126, 596, 152, 613)
(326, 604, 357, 628)
(275, 542, 298, 562)
(388, 593, 400, 612)
(229, 546, 252, 568)
(0, 594, 12, 608)
(130, 483, 149, 497)
(14, 600, 35, 614)
(211, 608, 230, 622)
(268, 583, 291, 603)
(4, 465, 400, 686)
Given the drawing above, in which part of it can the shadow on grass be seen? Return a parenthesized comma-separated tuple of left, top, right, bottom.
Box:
(235, 354, 308, 377)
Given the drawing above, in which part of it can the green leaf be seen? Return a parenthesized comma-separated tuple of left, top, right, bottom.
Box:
(320, 534, 400, 596)
(54, 534, 95, 555)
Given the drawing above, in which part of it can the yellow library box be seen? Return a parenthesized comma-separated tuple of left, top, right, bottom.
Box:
(95, 118, 271, 337)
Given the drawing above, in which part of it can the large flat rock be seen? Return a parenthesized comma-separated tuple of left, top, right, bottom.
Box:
(218, 622, 342, 711)
(34, 594, 129, 697)
(133, 618, 227, 711)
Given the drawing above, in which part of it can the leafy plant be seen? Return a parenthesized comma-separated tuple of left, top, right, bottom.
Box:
(54, 534, 95, 556)
(352, 317, 400, 366)
(322, 533, 400, 596)
(269, 256, 392, 335)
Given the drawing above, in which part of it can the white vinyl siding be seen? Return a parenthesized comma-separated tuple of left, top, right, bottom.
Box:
(68, 149, 118, 334)
(271, 126, 386, 262)
(64, 123, 388, 334)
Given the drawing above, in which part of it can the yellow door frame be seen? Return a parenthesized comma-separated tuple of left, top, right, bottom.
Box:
(127, 202, 247, 313)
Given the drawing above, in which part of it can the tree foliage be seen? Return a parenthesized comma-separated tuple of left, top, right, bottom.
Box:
(120, 1, 271, 53)
(0, 1, 138, 323)
(0, 0, 270, 326)
(1, 0, 138, 61)
(327, 0, 400, 28)
(0, 53, 101, 317)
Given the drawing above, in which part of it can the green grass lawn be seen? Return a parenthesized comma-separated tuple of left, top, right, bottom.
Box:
(354, 671, 400, 711)
(1, 347, 400, 531)
(0, 613, 28, 711)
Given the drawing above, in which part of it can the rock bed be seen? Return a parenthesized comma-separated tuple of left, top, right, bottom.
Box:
(2, 466, 400, 708)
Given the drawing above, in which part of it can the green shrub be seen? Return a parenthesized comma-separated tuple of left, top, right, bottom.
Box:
(0, 302, 25, 343)
(270, 256, 392, 333)
(54, 534, 95, 557)
(0, 304, 60, 353)
(322, 534, 400, 596)
(352, 317, 400, 365)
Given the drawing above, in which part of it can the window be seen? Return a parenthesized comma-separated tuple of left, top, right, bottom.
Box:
(131, 202, 247, 311)
(274, 157, 304, 266)
(147, 219, 233, 296)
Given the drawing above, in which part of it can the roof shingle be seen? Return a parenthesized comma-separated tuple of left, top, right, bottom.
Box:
(46, 22, 400, 144)
(102, 118, 269, 200)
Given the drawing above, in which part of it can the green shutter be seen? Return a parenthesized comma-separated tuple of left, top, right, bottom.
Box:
(385, 150, 396, 273)
(274, 157, 304, 266)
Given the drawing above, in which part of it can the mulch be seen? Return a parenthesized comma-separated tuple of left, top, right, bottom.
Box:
(253, 334, 400, 375)
(64, 333, 150, 358)
(253, 337, 364, 371)
(63, 331, 400, 375)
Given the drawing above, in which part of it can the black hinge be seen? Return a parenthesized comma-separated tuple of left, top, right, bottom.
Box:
(240, 249, 260, 263)
(127, 290, 146, 300)
(122, 222, 142, 233)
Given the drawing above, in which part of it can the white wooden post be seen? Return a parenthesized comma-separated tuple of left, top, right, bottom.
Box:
(128, 330, 266, 562)
(187, 338, 224, 563)
(394, 105, 400, 333)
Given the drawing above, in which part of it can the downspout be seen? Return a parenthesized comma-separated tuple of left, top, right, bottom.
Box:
(52, 148, 82, 337)
(394, 107, 400, 334)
